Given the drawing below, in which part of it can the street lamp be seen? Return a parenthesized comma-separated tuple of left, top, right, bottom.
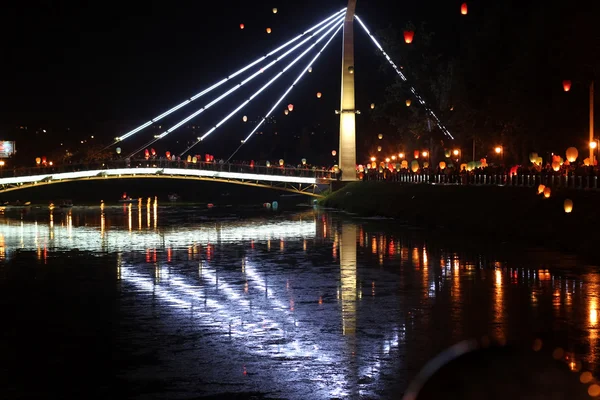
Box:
(590, 140, 598, 164)
(495, 145, 504, 162)
(452, 149, 460, 162)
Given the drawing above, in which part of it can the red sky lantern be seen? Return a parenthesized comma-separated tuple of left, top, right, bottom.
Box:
(461, 3, 468, 15)
(413, 150, 420, 158)
(250, 160, 255, 168)
(150, 148, 156, 156)
(563, 80, 572, 92)
(240, 23, 245, 30)
(144, 149, 150, 158)
(288, 104, 294, 112)
(166, 151, 171, 159)
(205, 154, 210, 162)
(403, 30, 414, 44)
(41, 156, 47, 163)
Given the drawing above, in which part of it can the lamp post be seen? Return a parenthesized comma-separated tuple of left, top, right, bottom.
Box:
(494, 145, 503, 162)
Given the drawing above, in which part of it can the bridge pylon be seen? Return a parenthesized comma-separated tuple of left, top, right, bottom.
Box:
(338, 0, 358, 181)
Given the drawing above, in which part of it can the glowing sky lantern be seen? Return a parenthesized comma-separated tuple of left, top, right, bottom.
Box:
(243, 115, 248, 122)
(266, 27, 272, 34)
(566, 147, 578, 162)
(240, 23, 245, 29)
(410, 160, 419, 173)
(308, 67, 312, 73)
(543, 187, 551, 198)
(331, 150, 337, 156)
(316, 92, 322, 98)
(406, 99, 412, 107)
(284, 109, 289, 115)
(563, 80, 572, 92)
(404, 30, 414, 44)
(378, 134, 383, 140)
(165, 151, 171, 159)
(461, 3, 468, 15)
(564, 199, 573, 213)
(439, 161, 446, 170)
(377, 146, 382, 152)
(287, 104, 294, 112)
(370, 103, 375, 109)
(272, 7, 277, 14)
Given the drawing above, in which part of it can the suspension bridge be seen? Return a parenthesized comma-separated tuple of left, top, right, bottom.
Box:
(7, 0, 452, 194)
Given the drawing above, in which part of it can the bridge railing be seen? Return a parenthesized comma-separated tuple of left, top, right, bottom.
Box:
(0, 160, 337, 181)
(361, 171, 600, 190)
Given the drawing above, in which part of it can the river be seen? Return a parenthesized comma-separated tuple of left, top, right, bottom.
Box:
(0, 202, 598, 399)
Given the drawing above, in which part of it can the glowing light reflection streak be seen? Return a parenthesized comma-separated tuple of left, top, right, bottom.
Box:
(0, 219, 317, 256)
(354, 15, 454, 139)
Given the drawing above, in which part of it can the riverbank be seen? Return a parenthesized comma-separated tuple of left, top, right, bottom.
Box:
(321, 182, 600, 261)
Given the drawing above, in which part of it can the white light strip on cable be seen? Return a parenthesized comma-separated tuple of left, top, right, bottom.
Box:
(115, 8, 346, 143)
(226, 23, 344, 162)
(0, 168, 317, 186)
(129, 15, 345, 159)
(354, 15, 454, 139)
(179, 18, 344, 157)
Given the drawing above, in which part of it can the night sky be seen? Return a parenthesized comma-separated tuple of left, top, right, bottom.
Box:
(2, 0, 598, 163)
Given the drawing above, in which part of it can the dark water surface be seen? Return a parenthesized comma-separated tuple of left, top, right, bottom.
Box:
(0, 203, 598, 399)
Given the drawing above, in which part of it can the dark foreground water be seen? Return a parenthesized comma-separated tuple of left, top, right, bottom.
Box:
(0, 203, 598, 399)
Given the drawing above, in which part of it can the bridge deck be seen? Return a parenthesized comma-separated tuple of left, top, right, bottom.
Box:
(0, 161, 334, 197)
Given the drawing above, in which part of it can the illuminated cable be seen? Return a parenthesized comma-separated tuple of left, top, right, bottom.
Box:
(178, 18, 344, 157)
(226, 23, 344, 162)
(127, 16, 345, 159)
(110, 8, 346, 147)
(355, 15, 454, 139)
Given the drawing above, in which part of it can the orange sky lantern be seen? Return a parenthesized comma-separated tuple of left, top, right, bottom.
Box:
(266, 27, 272, 34)
(404, 30, 414, 44)
(461, 3, 468, 15)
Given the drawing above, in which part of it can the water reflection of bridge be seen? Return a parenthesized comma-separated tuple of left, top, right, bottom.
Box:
(1, 210, 599, 393)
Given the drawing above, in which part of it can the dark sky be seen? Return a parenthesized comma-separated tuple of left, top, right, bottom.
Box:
(0, 0, 487, 159)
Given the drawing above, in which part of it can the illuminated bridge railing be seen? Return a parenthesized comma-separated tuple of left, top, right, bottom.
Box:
(362, 171, 600, 190)
(1, 160, 338, 181)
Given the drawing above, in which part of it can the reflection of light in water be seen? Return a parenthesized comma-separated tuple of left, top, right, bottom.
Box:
(138, 204, 142, 231)
(0, 233, 5, 260)
(66, 210, 72, 238)
(153, 197, 158, 229)
(588, 273, 600, 366)
(303, 239, 307, 252)
(332, 231, 338, 259)
(0, 219, 317, 258)
(412, 247, 420, 269)
(147, 198, 151, 228)
(280, 239, 284, 252)
(494, 268, 505, 342)
(340, 224, 357, 336)
(590, 297, 598, 326)
(128, 204, 132, 232)
(100, 213, 105, 237)
(116, 253, 121, 280)
(371, 236, 377, 255)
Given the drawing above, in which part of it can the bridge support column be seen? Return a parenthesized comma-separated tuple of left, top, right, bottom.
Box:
(338, 0, 358, 181)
